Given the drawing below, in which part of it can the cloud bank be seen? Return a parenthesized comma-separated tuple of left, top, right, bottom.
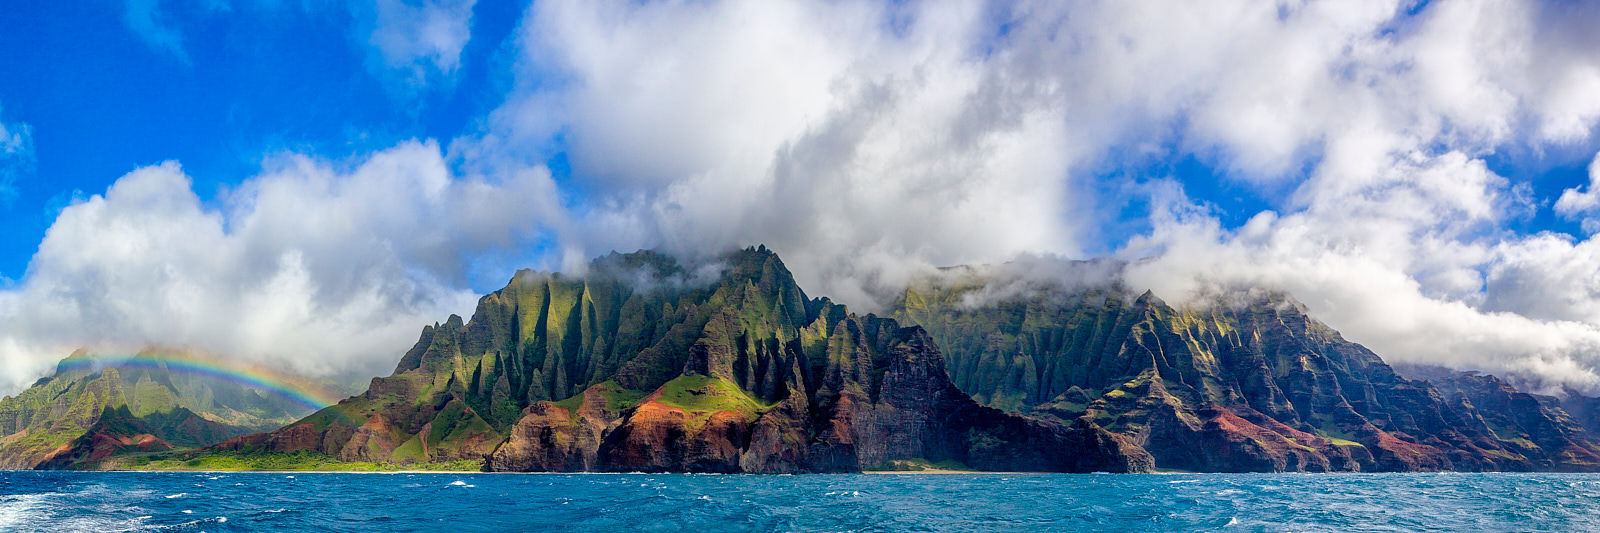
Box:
(10, 0, 1600, 397)
(0, 141, 558, 391)
(489, 0, 1600, 393)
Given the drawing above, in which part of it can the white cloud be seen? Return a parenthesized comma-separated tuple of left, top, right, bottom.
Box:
(358, 0, 477, 93)
(1554, 152, 1600, 233)
(461, 0, 1600, 393)
(0, 106, 31, 206)
(0, 141, 560, 394)
(16, 0, 1600, 398)
(482, 0, 1087, 306)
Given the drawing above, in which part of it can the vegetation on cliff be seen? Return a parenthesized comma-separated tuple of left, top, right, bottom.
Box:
(890, 265, 1600, 472)
(0, 352, 316, 469)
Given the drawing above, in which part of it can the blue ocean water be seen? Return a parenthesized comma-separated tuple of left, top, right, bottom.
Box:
(2, 471, 1598, 532)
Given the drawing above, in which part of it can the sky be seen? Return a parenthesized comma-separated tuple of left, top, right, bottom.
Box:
(4, 0, 1600, 396)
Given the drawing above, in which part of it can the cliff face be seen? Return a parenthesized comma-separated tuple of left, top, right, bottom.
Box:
(490, 301, 1149, 473)
(1395, 366, 1600, 471)
(891, 273, 1600, 473)
(179, 247, 1600, 473)
(0, 353, 299, 469)
(224, 248, 1151, 472)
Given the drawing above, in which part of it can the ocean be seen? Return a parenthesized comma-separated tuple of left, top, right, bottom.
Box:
(2, 471, 1597, 532)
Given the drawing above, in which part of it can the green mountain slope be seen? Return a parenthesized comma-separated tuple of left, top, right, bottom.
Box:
(0, 352, 313, 469)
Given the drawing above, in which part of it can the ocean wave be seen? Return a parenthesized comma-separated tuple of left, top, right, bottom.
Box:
(2, 471, 1600, 532)
(0, 494, 55, 527)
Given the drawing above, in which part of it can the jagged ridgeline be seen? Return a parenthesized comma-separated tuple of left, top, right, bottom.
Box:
(217, 247, 1151, 473)
(0, 352, 318, 469)
(890, 265, 1600, 472)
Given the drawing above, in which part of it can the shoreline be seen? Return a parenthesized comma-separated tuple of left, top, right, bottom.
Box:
(35, 468, 1048, 475)
(862, 469, 1025, 475)
(3, 469, 1567, 475)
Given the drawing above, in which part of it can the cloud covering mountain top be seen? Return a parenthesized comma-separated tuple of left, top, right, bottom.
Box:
(6, 0, 1600, 396)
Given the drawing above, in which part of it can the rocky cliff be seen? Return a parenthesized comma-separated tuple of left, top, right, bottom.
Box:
(1394, 365, 1600, 471)
(217, 248, 1152, 472)
(891, 267, 1600, 472)
(46, 247, 1600, 473)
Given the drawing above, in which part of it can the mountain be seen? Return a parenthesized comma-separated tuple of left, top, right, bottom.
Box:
(0, 352, 314, 469)
(1392, 365, 1600, 471)
(211, 247, 1152, 473)
(890, 266, 1600, 472)
(26, 247, 1599, 473)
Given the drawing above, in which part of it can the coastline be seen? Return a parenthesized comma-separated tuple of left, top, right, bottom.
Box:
(26, 468, 1049, 474)
(863, 469, 1022, 475)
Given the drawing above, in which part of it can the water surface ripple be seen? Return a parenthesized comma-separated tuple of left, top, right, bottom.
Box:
(2, 471, 1597, 532)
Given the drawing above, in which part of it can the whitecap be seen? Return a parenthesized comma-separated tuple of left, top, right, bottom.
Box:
(165, 493, 187, 499)
(0, 494, 55, 524)
(450, 480, 469, 486)
(182, 510, 193, 514)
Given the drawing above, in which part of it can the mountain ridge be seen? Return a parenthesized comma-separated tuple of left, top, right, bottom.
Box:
(0, 352, 315, 469)
(8, 247, 1600, 473)
(891, 266, 1600, 472)
(202, 247, 1151, 473)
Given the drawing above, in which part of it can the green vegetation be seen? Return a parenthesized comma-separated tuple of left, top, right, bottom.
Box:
(865, 458, 974, 472)
(552, 380, 646, 414)
(1312, 426, 1365, 447)
(109, 450, 483, 472)
(0, 353, 321, 468)
(655, 374, 774, 417)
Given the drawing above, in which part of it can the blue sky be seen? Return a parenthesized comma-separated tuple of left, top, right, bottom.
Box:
(5, 0, 1600, 395)
(0, 1, 527, 283)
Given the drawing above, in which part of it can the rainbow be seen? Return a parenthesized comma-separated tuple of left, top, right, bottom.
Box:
(51, 352, 343, 412)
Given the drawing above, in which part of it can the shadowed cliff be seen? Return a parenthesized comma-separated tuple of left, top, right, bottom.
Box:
(891, 268, 1600, 473)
